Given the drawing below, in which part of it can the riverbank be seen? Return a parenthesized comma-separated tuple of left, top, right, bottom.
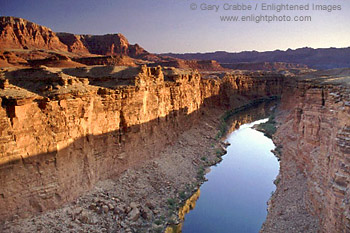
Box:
(260, 110, 319, 233)
(260, 159, 319, 233)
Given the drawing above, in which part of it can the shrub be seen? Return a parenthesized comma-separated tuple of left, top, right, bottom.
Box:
(167, 198, 176, 208)
(154, 219, 162, 225)
(197, 166, 205, 179)
(274, 177, 280, 185)
(179, 191, 186, 200)
(255, 115, 277, 138)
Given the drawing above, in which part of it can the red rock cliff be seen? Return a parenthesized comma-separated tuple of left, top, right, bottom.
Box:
(0, 17, 152, 60)
(0, 17, 68, 51)
(56, 32, 151, 59)
(269, 70, 350, 233)
(0, 66, 283, 221)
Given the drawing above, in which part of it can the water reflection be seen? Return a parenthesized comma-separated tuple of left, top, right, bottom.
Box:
(165, 190, 201, 233)
(225, 101, 277, 136)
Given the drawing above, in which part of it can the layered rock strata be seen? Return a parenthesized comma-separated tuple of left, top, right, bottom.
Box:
(0, 65, 283, 221)
(263, 70, 350, 233)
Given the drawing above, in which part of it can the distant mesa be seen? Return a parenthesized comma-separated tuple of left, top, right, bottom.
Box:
(55, 32, 151, 59)
(221, 62, 308, 71)
(163, 46, 350, 70)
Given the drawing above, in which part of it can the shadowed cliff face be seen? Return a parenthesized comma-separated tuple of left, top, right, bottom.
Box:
(0, 65, 284, 221)
(264, 71, 350, 233)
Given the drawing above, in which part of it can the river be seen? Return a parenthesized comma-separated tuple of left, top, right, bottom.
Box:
(170, 115, 280, 233)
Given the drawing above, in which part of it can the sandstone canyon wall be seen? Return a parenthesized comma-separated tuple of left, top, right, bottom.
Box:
(270, 74, 350, 233)
(0, 66, 283, 221)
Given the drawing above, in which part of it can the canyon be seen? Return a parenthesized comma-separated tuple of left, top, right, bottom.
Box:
(0, 64, 283, 232)
(0, 16, 350, 233)
(1, 64, 349, 233)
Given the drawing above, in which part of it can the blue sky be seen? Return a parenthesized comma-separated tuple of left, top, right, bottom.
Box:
(1, 0, 349, 53)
